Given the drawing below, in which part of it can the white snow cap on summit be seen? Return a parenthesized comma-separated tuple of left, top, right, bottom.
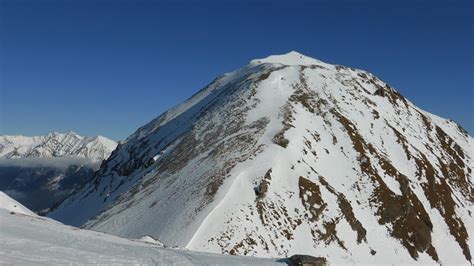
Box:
(251, 51, 325, 66)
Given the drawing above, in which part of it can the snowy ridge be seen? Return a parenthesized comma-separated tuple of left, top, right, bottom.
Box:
(49, 52, 473, 264)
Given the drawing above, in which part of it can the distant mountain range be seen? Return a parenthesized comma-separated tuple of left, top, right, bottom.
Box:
(0, 131, 117, 163)
(47, 52, 473, 264)
(0, 132, 117, 213)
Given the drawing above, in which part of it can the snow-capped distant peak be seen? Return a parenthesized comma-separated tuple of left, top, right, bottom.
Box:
(48, 130, 81, 138)
(250, 51, 325, 66)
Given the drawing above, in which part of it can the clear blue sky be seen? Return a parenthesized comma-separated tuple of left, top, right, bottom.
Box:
(1, 0, 473, 140)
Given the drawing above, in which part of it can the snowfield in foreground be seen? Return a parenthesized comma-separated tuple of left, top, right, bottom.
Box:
(0, 192, 281, 265)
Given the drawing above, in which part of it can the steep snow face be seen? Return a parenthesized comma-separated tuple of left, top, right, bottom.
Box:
(0, 197, 280, 265)
(49, 52, 474, 264)
(0, 131, 117, 163)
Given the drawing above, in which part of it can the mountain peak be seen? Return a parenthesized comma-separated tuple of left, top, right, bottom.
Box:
(49, 53, 473, 264)
(47, 131, 81, 139)
(250, 51, 325, 66)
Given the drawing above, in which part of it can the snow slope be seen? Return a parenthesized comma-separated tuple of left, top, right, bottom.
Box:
(0, 192, 281, 265)
(49, 52, 474, 264)
(0, 191, 36, 216)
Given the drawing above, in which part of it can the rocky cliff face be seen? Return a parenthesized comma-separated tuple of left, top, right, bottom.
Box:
(49, 52, 473, 264)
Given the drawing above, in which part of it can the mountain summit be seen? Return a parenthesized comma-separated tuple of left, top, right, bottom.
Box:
(251, 51, 327, 66)
(49, 52, 473, 264)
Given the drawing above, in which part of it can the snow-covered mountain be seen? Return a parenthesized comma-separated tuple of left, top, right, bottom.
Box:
(49, 52, 473, 264)
(0, 191, 281, 265)
(0, 132, 117, 213)
(0, 131, 117, 163)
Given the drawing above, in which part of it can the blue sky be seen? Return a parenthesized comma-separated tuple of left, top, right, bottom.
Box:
(1, 0, 473, 140)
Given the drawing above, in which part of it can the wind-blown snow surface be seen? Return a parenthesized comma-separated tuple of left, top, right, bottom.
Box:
(49, 52, 474, 264)
(0, 192, 280, 265)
